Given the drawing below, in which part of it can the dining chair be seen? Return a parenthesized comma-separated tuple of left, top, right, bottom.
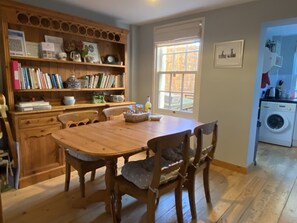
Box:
(102, 106, 150, 163)
(102, 106, 132, 121)
(57, 110, 105, 198)
(114, 129, 191, 223)
(186, 121, 218, 219)
(162, 121, 218, 219)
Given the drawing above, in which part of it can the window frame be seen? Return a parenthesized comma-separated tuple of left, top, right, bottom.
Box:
(153, 40, 201, 119)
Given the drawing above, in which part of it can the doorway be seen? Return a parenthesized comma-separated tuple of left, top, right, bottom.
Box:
(253, 17, 297, 165)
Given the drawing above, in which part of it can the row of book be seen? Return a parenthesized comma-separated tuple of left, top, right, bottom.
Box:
(10, 60, 125, 90)
(82, 73, 124, 89)
(10, 60, 63, 90)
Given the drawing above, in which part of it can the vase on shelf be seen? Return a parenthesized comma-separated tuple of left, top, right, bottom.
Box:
(64, 75, 81, 89)
(70, 51, 81, 62)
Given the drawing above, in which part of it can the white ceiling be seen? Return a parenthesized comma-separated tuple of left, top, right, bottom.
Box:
(54, 0, 256, 25)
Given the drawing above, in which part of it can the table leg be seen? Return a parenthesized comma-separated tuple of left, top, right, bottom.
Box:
(71, 158, 117, 210)
(104, 158, 117, 216)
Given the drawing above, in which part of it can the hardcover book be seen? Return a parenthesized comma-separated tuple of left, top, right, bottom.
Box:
(10, 60, 20, 90)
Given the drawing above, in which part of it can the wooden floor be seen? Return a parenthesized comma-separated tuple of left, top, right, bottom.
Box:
(1, 143, 297, 223)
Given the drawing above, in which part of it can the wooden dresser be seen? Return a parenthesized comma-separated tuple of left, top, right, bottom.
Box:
(0, 0, 132, 188)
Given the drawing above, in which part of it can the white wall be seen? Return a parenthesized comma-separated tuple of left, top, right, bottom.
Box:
(132, 0, 297, 168)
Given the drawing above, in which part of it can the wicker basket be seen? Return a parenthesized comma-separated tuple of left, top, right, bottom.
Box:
(124, 112, 149, 123)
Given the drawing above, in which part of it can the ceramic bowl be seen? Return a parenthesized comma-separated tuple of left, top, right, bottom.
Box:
(63, 96, 75, 105)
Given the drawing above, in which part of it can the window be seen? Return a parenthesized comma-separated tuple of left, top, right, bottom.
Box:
(156, 41, 199, 114)
(153, 18, 203, 118)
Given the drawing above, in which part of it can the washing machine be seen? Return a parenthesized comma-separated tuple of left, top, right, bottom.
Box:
(259, 101, 296, 147)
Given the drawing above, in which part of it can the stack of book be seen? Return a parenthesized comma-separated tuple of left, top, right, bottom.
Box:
(15, 101, 52, 112)
(82, 73, 124, 89)
(10, 60, 64, 90)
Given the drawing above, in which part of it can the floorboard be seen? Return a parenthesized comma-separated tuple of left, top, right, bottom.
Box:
(278, 178, 297, 223)
(1, 143, 297, 223)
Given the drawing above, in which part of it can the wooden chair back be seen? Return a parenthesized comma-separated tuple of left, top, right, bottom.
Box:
(192, 120, 218, 167)
(115, 129, 191, 223)
(147, 129, 191, 194)
(57, 110, 102, 198)
(186, 121, 218, 219)
(58, 110, 99, 128)
(102, 106, 132, 120)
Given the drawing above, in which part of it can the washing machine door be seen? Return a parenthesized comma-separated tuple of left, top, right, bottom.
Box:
(264, 112, 289, 133)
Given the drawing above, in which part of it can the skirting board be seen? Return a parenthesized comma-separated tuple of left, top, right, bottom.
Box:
(212, 159, 254, 174)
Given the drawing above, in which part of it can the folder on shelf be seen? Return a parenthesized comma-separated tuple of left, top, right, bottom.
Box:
(10, 60, 21, 90)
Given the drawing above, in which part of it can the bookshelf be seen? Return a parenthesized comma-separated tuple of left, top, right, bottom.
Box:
(1, 0, 129, 110)
(0, 0, 132, 188)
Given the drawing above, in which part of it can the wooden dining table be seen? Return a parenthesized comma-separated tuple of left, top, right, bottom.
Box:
(51, 115, 201, 214)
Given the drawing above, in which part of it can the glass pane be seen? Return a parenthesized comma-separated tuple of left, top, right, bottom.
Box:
(165, 54, 173, 71)
(182, 94, 194, 112)
(170, 93, 182, 110)
(267, 114, 284, 129)
(183, 73, 195, 92)
(171, 73, 182, 92)
(187, 52, 198, 71)
(166, 45, 174, 53)
(188, 43, 199, 51)
(175, 44, 187, 53)
(174, 53, 185, 70)
(159, 73, 171, 91)
(158, 91, 170, 109)
(160, 54, 173, 71)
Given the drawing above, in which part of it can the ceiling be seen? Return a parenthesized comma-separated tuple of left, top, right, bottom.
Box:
(52, 0, 256, 25)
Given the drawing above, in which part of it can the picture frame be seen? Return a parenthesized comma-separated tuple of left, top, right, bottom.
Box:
(8, 29, 27, 56)
(44, 35, 64, 57)
(83, 41, 102, 63)
(213, 40, 244, 68)
(26, 41, 39, 58)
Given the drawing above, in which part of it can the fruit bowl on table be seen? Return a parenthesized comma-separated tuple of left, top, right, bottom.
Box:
(123, 112, 149, 123)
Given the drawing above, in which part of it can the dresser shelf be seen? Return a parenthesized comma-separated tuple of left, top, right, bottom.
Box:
(11, 56, 126, 68)
(14, 87, 125, 93)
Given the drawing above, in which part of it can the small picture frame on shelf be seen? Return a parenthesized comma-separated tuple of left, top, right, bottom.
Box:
(82, 41, 102, 63)
(8, 29, 27, 56)
(44, 35, 64, 57)
(26, 41, 39, 58)
(40, 42, 56, 59)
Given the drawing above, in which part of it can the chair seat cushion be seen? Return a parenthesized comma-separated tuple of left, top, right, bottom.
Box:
(121, 156, 178, 189)
(67, 149, 103, 161)
(161, 147, 195, 163)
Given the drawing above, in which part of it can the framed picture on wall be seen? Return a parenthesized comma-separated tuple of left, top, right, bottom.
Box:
(213, 39, 244, 68)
